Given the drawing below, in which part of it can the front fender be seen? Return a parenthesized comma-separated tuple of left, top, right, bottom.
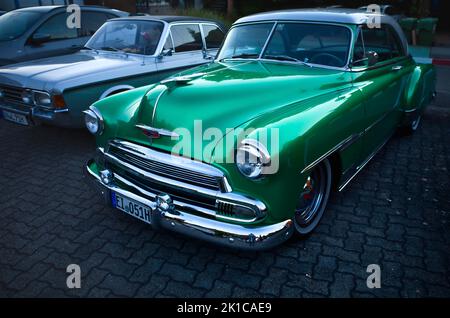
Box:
(92, 84, 156, 147)
(211, 85, 364, 224)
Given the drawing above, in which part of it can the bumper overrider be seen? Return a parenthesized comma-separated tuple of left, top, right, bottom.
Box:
(84, 142, 293, 250)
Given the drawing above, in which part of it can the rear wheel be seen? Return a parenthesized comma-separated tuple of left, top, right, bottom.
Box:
(294, 159, 332, 236)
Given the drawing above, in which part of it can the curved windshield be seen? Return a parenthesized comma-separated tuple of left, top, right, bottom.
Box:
(0, 11, 42, 41)
(217, 23, 274, 60)
(218, 22, 352, 68)
(86, 20, 164, 55)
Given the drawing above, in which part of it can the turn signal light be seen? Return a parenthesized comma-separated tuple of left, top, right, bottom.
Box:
(53, 95, 66, 109)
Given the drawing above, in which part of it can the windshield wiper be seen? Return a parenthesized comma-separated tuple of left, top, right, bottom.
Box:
(264, 55, 312, 67)
(100, 46, 122, 52)
(221, 53, 260, 61)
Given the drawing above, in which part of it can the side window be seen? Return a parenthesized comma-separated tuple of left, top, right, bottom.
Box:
(170, 24, 202, 53)
(164, 33, 174, 50)
(80, 11, 110, 37)
(387, 27, 405, 59)
(362, 25, 405, 63)
(202, 24, 224, 49)
(362, 25, 391, 63)
(34, 12, 78, 41)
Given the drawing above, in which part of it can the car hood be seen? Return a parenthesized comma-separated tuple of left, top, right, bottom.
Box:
(120, 60, 351, 160)
(0, 51, 154, 92)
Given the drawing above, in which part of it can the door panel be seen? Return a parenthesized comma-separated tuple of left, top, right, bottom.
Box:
(353, 25, 410, 160)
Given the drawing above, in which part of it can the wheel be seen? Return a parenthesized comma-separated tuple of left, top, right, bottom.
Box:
(294, 159, 332, 236)
(403, 113, 422, 135)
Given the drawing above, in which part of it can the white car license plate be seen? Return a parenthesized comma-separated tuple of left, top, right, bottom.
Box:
(112, 192, 152, 225)
(2, 110, 29, 126)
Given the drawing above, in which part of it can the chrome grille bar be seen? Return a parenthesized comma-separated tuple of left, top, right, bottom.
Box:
(107, 139, 232, 193)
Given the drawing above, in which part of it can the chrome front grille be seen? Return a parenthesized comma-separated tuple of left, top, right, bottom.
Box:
(0, 85, 25, 106)
(100, 140, 265, 223)
(106, 140, 228, 192)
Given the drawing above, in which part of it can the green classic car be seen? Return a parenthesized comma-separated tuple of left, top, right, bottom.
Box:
(85, 9, 436, 250)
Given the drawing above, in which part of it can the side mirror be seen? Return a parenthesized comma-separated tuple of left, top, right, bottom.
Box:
(351, 50, 379, 68)
(366, 51, 379, 67)
(202, 47, 214, 60)
(30, 33, 51, 45)
(157, 48, 173, 60)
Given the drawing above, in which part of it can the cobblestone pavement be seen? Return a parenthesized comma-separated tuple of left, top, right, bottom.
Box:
(1, 81, 449, 298)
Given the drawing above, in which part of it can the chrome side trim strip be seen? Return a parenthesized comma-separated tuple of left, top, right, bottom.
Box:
(338, 133, 393, 192)
(301, 133, 362, 174)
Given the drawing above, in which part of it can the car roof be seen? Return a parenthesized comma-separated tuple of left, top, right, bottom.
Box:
(111, 15, 221, 25)
(13, 5, 127, 14)
(235, 8, 394, 26)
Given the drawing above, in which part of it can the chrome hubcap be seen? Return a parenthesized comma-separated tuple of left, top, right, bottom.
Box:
(411, 115, 421, 131)
(295, 166, 325, 226)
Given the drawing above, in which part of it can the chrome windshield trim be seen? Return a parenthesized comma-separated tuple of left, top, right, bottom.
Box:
(217, 21, 354, 71)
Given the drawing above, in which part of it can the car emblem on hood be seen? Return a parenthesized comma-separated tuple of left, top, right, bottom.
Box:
(136, 124, 179, 144)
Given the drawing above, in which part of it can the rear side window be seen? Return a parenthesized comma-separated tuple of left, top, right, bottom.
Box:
(80, 11, 110, 37)
(34, 12, 78, 41)
(362, 25, 405, 63)
(202, 24, 224, 49)
(171, 24, 202, 52)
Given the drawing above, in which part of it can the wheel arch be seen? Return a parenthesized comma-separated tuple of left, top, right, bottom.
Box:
(100, 85, 135, 100)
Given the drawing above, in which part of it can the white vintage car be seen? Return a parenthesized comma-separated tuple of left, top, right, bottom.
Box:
(0, 15, 226, 127)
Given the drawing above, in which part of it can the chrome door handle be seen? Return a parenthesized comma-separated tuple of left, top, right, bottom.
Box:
(391, 65, 403, 71)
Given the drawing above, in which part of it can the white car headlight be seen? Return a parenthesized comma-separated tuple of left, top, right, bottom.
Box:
(21, 90, 33, 104)
(83, 107, 104, 135)
(236, 139, 271, 179)
(34, 91, 52, 106)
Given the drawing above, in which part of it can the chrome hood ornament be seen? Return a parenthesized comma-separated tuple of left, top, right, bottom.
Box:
(136, 124, 180, 144)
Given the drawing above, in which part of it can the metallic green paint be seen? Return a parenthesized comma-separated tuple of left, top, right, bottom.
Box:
(90, 33, 436, 228)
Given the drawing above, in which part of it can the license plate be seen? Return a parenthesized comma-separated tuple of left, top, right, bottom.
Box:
(2, 110, 29, 126)
(112, 192, 152, 225)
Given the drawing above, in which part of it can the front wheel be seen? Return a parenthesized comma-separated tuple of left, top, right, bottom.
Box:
(407, 114, 422, 134)
(294, 159, 332, 236)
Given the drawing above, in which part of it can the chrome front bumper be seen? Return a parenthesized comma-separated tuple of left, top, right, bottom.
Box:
(0, 102, 76, 127)
(85, 159, 293, 250)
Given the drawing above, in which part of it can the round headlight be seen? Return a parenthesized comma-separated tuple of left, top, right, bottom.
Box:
(236, 139, 271, 179)
(34, 91, 52, 106)
(83, 107, 104, 135)
(21, 90, 33, 104)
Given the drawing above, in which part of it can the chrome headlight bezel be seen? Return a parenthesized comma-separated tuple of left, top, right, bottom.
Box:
(83, 106, 104, 135)
(33, 91, 52, 107)
(236, 139, 271, 179)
